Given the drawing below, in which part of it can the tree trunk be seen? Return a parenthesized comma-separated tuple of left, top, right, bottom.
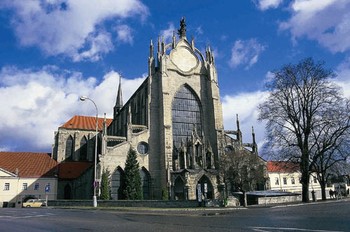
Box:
(301, 151, 310, 203)
(320, 181, 327, 201)
(243, 191, 247, 207)
(302, 179, 309, 202)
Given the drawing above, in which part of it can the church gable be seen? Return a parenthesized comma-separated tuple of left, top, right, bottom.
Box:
(169, 40, 200, 74)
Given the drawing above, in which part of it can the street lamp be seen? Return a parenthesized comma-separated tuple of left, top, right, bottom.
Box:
(80, 96, 98, 207)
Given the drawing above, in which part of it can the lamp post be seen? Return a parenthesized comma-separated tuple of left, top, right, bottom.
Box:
(80, 96, 98, 207)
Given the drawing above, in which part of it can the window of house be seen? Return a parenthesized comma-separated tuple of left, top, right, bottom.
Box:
(275, 177, 279, 185)
(283, 177, 287, 185)
(291, 177, 295, 185)
(4, 183, 10, 191)
(313, 176, 317, 183)
(22, 183, 28, 190)
(34, 183, 39, 190)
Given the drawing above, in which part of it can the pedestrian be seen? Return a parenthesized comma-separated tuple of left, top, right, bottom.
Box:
(311, 190, 316, 202)
(329, 189, 334, 199)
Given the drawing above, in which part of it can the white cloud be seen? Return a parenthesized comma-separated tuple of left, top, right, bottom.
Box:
(160, 23, 176, 44)
(0, 0, 148, 61)
(334, 57, 350, 98)
(0, 65, 272, 155)
(229, 39, 266, 69)
(280, 0, 350, 53)
(254, 0, 284, 11)
(73, 30, 113, 62)
(263, 71, 275, 84)
(195, 26, 203, 35)
(0, 66, 145, 152)
(116, 24, 134, 45)
(222, 90, 268, 151)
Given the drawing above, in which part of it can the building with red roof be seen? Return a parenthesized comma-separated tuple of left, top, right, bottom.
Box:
(51, 115, 112, 200)
(266, 161, 334, 200)
(0, 152, 58, 207)
(53, 115, 112, 163)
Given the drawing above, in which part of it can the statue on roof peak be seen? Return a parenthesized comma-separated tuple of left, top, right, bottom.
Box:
(177, 17, 186, 39)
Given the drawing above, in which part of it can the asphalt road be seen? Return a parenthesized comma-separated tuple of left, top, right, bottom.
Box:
(0, 199, 349, 232)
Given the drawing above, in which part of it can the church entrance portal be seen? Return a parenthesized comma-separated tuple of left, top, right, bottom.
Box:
(197, 176, 213, 201)
(174, 177, 185, 200)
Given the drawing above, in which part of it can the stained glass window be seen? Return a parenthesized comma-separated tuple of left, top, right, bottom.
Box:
(172, 85, 202, 148)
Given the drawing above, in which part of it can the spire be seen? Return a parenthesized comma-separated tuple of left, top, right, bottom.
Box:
(114, 76, 123, 118)
(236, 114, 242, 144)
(252, 126, 256, 144)
(252, 126, 258, 154)
(236, 114, 240, 131)
(177, 17, 186, 39)
(172, 31, 176, 48)
(191, 36, 195, 50)
(149, 39, 153, 58)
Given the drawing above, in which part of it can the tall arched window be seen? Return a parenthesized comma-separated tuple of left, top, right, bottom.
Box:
(80, 136, 87, 161)
(111, 167, 126, 200)
(172, 85, 202, 148)
(140, 167, 151, 200)
(65, 135, 74, 160)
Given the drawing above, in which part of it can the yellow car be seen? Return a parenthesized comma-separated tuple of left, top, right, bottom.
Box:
(22, 199, 46, 208)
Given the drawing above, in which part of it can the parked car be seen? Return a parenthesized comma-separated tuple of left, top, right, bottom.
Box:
(22, 199, 46, 208)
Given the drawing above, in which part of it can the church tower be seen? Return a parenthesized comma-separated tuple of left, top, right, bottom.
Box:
(113, 76, 123, 119)
(148, 17, 225, 200)
(102, 18, 226, 201)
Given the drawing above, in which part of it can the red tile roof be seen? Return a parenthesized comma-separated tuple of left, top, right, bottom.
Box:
(60, 115, 113, 131)
(267, 161, 300, 173)
(58, 162, 93, 179)
(0, 152, 58, 178)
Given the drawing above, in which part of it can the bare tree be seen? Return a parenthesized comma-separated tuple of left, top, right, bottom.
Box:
(220, 148, 266, 206)
(310, 116, 350, 200)
(259, 58, 350, 202)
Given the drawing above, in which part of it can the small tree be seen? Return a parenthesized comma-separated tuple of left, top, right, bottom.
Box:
(100, 169, 111, 200)
(220, 148, 266, 206)
(123, 148, 143, 200)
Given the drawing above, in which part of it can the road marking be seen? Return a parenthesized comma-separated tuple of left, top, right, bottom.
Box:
(251, 227, 343, 232)
(0, 213, 55, 220)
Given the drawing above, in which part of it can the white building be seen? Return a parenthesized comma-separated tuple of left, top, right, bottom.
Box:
(0, 152, 58, 207)
(267, 161, 333, 200)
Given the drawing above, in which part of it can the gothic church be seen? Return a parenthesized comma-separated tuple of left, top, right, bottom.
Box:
(53, 18, 259, 201)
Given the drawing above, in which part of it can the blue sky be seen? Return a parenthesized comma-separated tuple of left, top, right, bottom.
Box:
(1, 0, 350, 154)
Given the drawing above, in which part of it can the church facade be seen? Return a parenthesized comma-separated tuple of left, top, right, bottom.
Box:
(53, 19, 260, 202)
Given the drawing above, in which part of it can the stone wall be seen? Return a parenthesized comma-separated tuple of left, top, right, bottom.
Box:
(256, 195, 302, 205)
(48, 200, 198, 208)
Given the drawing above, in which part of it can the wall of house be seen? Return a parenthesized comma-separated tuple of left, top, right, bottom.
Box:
(0, 176, 57, 207)
(57, 168, 93, 200)
(268, 171, 334, 199)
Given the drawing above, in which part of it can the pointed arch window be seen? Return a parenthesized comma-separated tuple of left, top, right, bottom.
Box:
(172, 85, 202, 148)
(65, 135, 74, 161)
